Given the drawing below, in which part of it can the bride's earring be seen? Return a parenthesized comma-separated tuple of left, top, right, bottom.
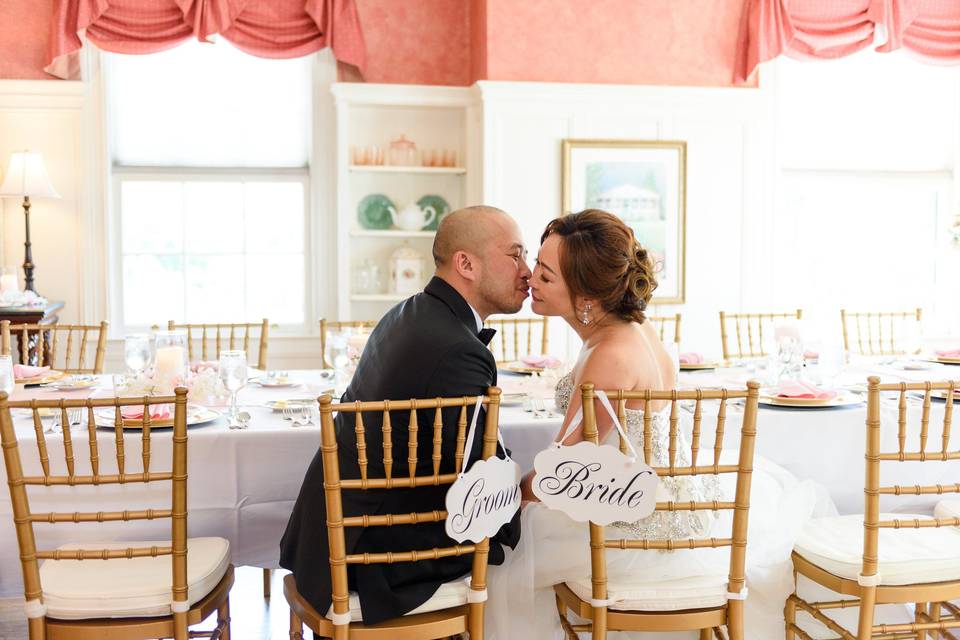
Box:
(580, 303, 592, 325)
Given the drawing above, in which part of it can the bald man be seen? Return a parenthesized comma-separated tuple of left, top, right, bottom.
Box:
(281, 206, 530, 625)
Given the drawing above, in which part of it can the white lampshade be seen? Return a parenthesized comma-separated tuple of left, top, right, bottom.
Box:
(0, 151, 60, 199)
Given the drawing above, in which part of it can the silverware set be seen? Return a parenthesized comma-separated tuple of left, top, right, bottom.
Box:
(524, 396, 559, 419)
(43, 409, 83, 434)
(282, 406, 314, 427)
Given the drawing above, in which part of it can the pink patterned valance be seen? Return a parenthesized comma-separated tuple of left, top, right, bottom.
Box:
(47, 0, 366, 80)
(735, 0, 960, 82)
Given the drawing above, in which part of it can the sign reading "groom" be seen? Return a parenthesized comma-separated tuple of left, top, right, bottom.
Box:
(444, 396, 522, 543)
(444, 455, 521, 543)
(532, 440, 658, 525)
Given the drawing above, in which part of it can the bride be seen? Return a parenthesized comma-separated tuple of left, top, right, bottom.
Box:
(486, 210, 823, 639)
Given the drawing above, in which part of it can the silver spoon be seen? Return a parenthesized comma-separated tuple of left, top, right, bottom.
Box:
(229, 410, 252, 430)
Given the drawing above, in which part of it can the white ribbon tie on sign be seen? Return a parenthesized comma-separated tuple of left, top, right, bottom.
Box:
(532, 390, 659, 525)
(444, 396, 522, 543)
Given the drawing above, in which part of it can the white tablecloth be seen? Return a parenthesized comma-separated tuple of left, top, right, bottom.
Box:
(1, 363, 958, 596)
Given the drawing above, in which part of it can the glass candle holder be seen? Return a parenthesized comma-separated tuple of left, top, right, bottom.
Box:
(153, 330, 188, 384)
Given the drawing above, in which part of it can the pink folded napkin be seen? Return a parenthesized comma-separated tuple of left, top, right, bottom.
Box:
(521, 355, 561, 368)
(679, 352, 704, 365)
(121, 405, 172, 421)
(773, 381, 837, 400)
(936, 349, 960, 358)
(190, 360, 218, 374)
(803, 350, 819, 360)
(14, 364, 50, 379)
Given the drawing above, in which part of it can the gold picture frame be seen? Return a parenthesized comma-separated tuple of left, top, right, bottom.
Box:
(562, 139, 687, 304)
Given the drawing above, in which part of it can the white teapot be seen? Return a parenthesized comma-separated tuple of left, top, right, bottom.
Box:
(388, 203, 436, 231)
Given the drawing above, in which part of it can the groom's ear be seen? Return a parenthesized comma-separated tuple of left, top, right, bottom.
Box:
(452, 250, 478, 282)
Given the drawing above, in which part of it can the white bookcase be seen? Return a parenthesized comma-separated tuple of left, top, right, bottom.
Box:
(331, 83, 481, 321)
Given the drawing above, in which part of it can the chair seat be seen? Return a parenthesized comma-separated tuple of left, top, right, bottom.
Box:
(41, 537, 231, 620)
(795, 514, 960, 586)
(935, 500, 960, 520)
(325, 578, 470, 622)
(565, 572, 729, 612)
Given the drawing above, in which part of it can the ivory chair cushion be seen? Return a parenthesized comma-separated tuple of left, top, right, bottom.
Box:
(795, 514, 960, 585)
(935, 500, 960, 520)
(565, 572, 729, 612)
(326, 578, 470, 622)
(41, 537, 230, 620)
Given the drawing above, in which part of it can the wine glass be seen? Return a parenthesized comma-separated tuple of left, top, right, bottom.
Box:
(218, 350, 247, 422)
(124, 334, 152, 379)
(324, 331, 350, 384)
(0, 355, 14, 396)
(817, 344, 846, 389)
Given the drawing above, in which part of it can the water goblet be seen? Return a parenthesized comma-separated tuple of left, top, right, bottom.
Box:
(218, 350, 248, 423)
(124, 334, 152, 379)
(324, 331, 351, 385)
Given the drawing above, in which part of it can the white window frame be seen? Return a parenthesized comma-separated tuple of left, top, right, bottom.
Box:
(108, 166, 313, 336)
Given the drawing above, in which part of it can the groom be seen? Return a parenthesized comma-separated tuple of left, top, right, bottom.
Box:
(280, 206, 531, 625)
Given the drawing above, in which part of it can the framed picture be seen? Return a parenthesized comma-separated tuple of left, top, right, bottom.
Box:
(562, 139, 686, 304)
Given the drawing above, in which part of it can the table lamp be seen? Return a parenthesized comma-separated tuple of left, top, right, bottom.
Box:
(0, 151, 60, 293)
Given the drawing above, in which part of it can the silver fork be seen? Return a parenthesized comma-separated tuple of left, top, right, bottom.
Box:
(297, 406, 314, 426)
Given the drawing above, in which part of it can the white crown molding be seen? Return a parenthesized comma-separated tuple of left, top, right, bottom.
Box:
(332, 82, 478, 107)
(0, 80, 85, 109)
(473, 79, 765, 106)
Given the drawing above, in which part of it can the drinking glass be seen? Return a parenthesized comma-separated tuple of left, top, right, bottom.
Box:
(902, 321, 923, 356)
(818, 344, 846, 389)
(324, 331, 351, 384)
(0, 355, 14, 395)
(218, 350, 247, 420)
(124, 334, 152, 378)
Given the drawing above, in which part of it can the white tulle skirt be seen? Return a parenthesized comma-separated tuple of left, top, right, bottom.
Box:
(485, 454, 835, 640)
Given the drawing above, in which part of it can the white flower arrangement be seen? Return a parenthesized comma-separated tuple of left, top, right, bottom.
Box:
(119, 367, 229, 406)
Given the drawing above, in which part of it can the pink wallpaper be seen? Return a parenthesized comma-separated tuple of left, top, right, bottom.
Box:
(483, 0, 748, 87)
(0, 0, 55, 80)
(345, 0, 471, 86)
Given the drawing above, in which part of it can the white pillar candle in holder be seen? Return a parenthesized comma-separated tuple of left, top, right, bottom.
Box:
(153, 330, 188, 383)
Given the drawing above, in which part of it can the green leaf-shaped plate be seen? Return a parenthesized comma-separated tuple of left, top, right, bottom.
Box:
(417, 195, 451, 231)
(357, 194, 395, 230)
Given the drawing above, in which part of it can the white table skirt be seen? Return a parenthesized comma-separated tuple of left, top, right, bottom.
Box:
(1, 365, 958, 596)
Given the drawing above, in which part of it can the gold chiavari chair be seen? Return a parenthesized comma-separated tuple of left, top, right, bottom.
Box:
(840, 308, 923, 356)
(166, 319, 269, 370)
(0, 388, 234, 640)
(649, 313, 682, 344)
(319, 318, 377, 369)
(719, 309, 803, 361)
(785, 377, 960, 640)
(554, 381, 761, 640)
(1, 320, 108, 373)
(285, 389, 504, 640)
(485, 316, 549, 363)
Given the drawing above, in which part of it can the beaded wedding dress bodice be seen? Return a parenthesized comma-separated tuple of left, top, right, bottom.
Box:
(554, 372, 721, 540)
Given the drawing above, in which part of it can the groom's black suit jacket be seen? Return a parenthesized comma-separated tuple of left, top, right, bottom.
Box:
(280, 276, 521, 624)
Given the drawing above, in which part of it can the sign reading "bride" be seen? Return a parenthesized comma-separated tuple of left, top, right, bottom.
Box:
(533, 441, 658, 525)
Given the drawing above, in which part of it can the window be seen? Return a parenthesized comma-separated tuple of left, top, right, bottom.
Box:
(104, 39, 313, 332)
(772, 51, 960, 339)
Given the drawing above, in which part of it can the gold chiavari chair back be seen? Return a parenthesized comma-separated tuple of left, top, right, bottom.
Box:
(0, 388, 234, 640)
(1, 320, 108, 374)
(284, 389, 503, 640)
(649, 313, 682, 344)
(840, 308, 922, 356)
(166, 319, 270, 370)
(785, 377, 960, 640)
(718, 309, 802, 360)
(554, 381, 760, 640)
(319, 318, 377, 369)
(485, 316, 549, 363)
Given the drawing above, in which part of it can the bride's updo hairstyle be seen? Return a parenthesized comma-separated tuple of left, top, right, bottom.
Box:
(541, 209, 657, 324)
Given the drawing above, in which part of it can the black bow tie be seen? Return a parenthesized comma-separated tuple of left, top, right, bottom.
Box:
(477, 328, 497, 346)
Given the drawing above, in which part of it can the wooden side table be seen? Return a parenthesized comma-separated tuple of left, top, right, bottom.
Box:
(0, 301, 64, 365)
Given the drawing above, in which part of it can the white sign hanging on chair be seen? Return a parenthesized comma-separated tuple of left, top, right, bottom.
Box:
(444, 397, 522, 543)
(531, 390, 658, 525)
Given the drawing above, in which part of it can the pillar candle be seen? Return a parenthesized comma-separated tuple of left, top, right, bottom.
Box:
(155, 346, 185, 380)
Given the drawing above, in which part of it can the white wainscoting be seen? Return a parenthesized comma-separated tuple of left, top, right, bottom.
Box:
(476, 81, 775, 360)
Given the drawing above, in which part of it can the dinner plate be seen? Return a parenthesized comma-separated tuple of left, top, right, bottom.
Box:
(263, 399, 319, 411)
(501, 361, 543, 375)
(16, 370, 64, 385)
(679, 362, 719, 371)
(933, 356, 960, 365)
(898, 360, 939, 371)
(252, 377, 300, 388)
(42, 375, 99, 391)
(499, 392, 526, 406)
(95, 405, 221, 429)
(759, 392, 862, 408)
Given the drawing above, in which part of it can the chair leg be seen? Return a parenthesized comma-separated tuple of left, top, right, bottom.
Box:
(857, 587, 878, 640)
(263, 568, 272, 599)
(289, 608, 303, 640)
(928, 602, 940, 640)
(700, 629, 712, 640)
(784, 594, 797, 640)
(555, 593, 576, 640)
(27, 617, 44, 640)
(728, 599, 744, 640)
(592, 606, 607, 640)
(915, 602, 926, 640)
(217, 596, 231, 640)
